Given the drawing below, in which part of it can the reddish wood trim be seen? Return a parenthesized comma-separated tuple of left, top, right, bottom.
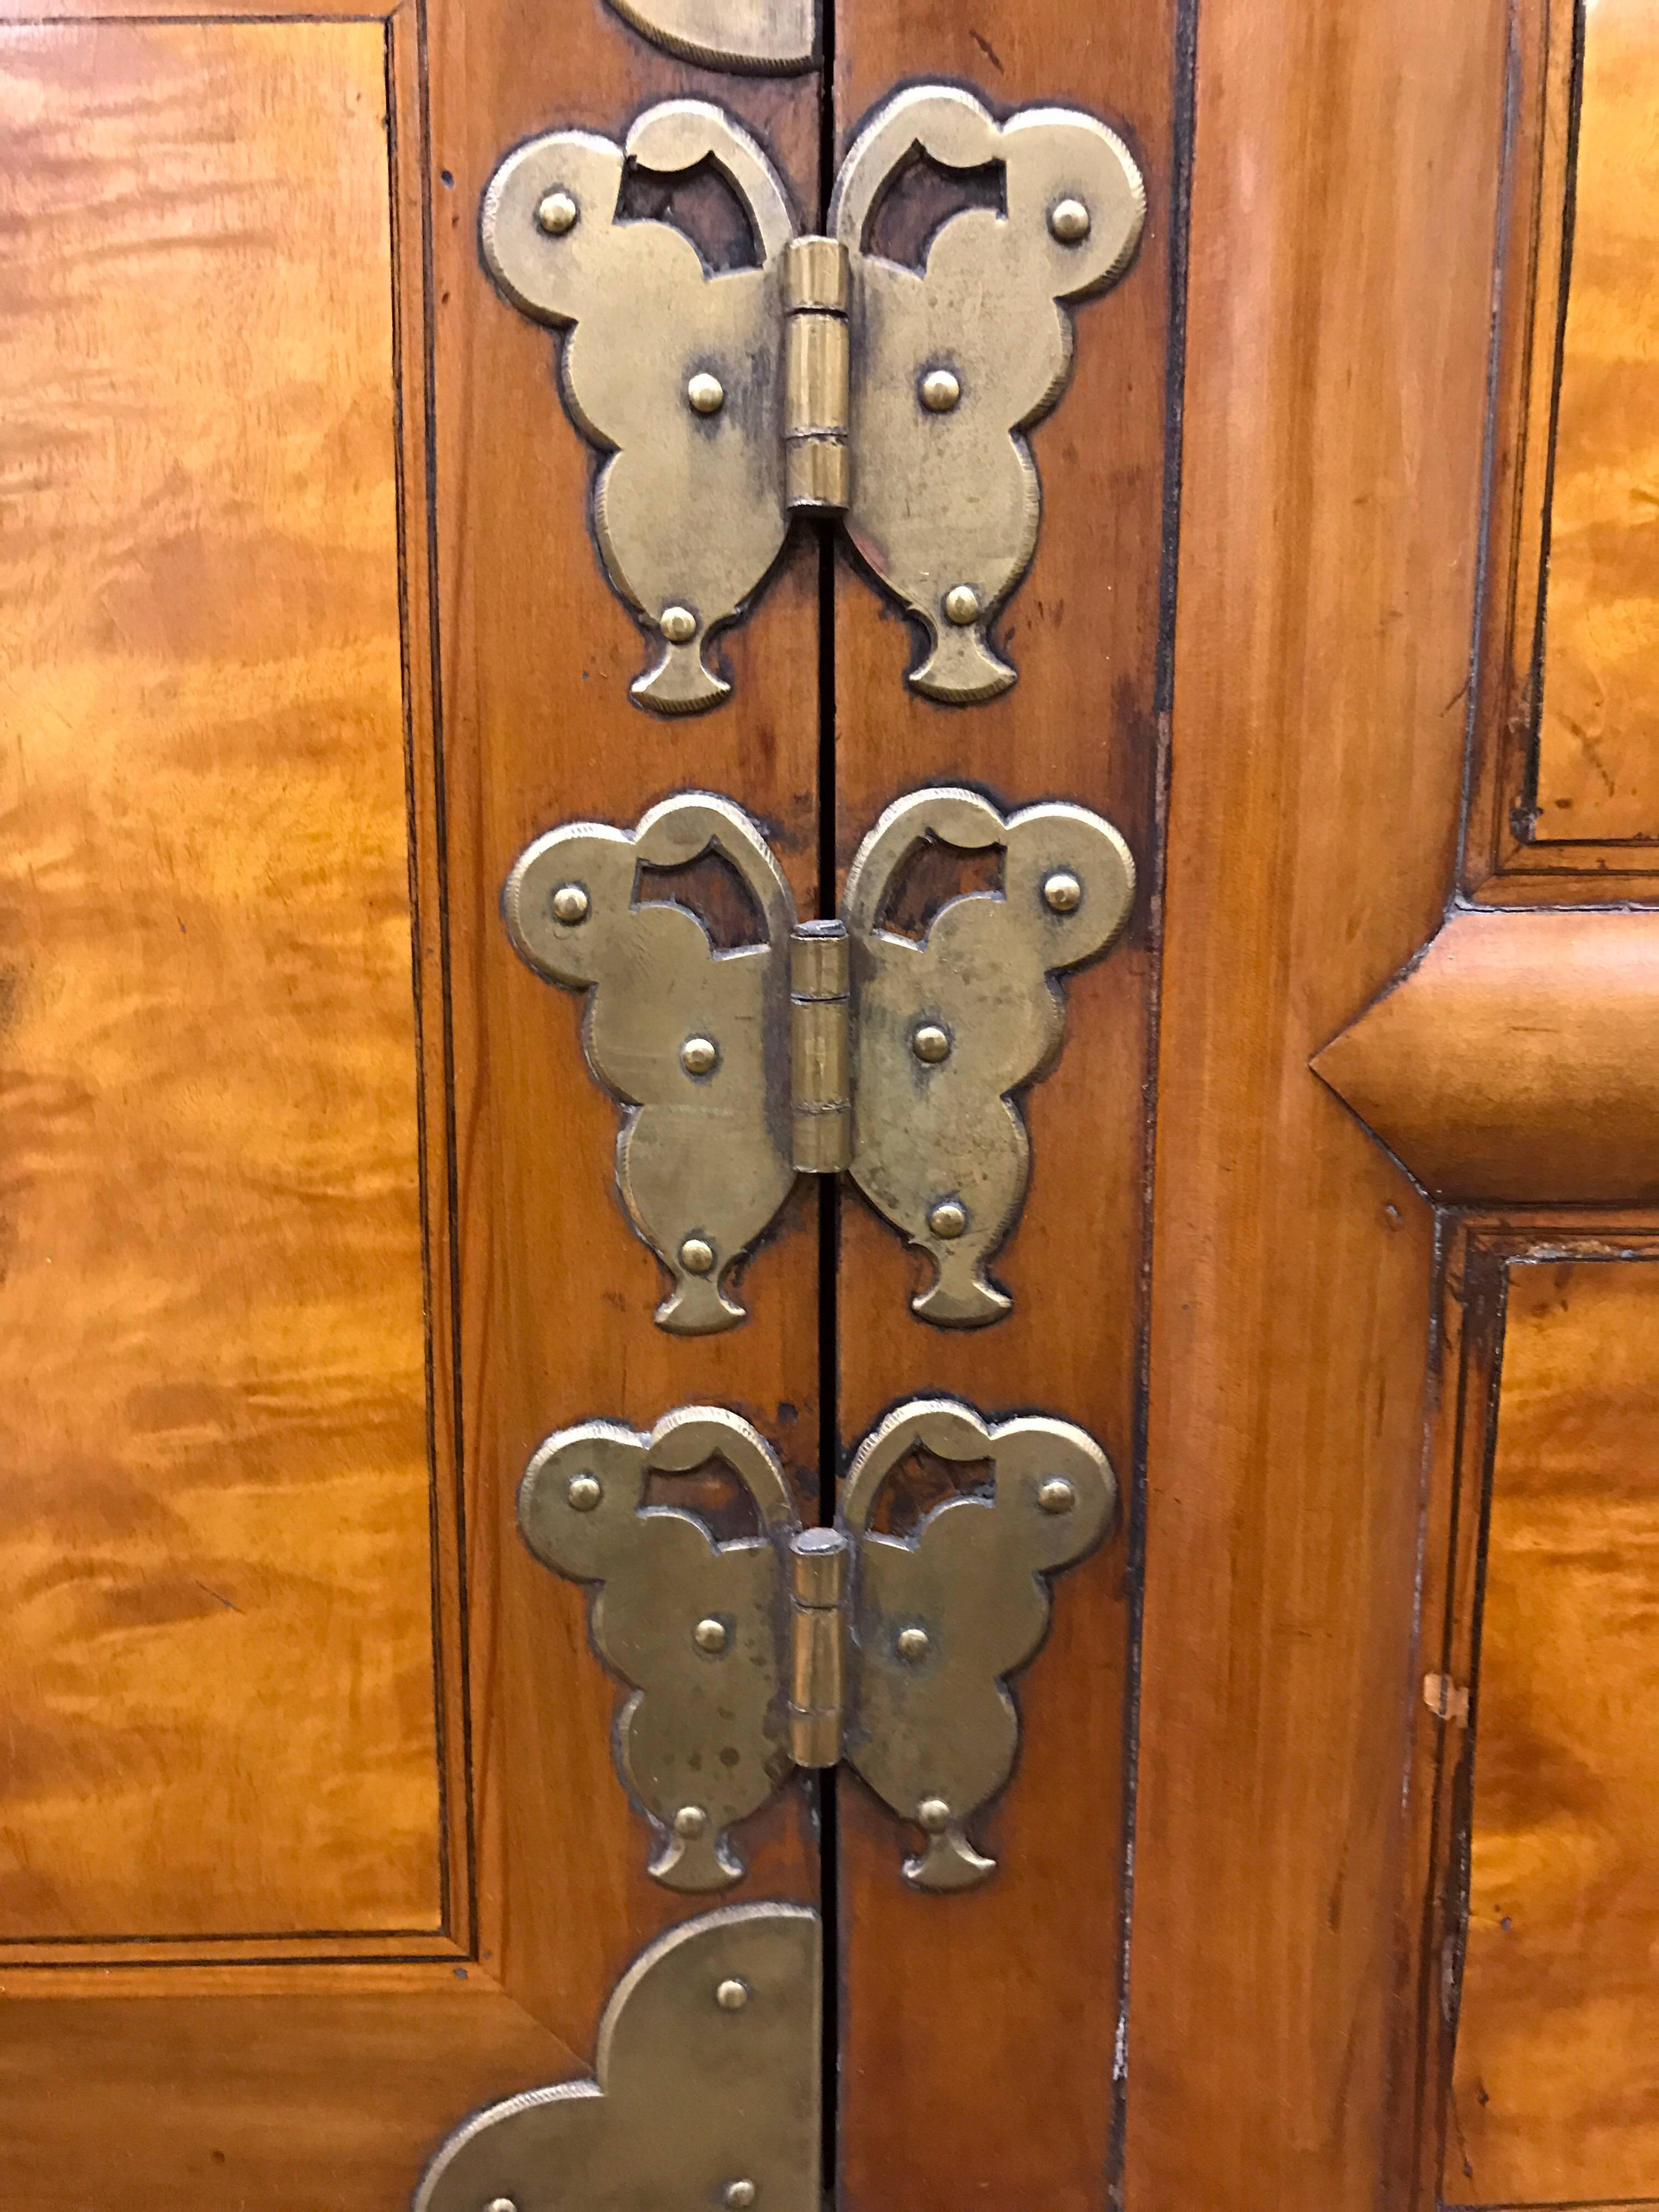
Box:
(1125, 0, 1509, 2203)
(1314, 910, 1659, 1205)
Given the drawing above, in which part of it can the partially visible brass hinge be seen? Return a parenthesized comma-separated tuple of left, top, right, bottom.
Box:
(479, 85, 1145, 713)
(503, 785, 1136, 1335)
(516, 1396, 1118, 1896)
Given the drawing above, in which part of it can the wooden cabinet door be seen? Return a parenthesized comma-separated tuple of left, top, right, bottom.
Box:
(3, 1, 1656, 2208)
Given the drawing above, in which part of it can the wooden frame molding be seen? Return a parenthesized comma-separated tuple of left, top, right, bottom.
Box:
(1313, 909, 1659, 1205)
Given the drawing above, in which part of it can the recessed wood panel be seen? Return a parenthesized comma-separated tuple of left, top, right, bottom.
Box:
(0, 21, 442, 1940)
(1533, 0, 1659, 843)
(1446, 1258, 1659, 2205)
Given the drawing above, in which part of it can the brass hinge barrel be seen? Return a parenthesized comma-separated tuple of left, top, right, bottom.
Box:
(790, 921, 853, 1174)
(788, 1527, 849, 1770)
(782, 236, 851, 513)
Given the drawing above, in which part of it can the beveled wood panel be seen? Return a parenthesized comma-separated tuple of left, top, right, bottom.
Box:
(1533, 0, 1659, 845)
(0, 1974, 572, 2210)
(1465, 0, 1659, 893)
(428, 2, 822, 2052)
(1443, 1258, 1659, 2205)
(1314, 909, 1659, 1205)
(1125, 0, 1509, 2205)
(0, 19, 444, 1942)
(831, 3, 1178, 2203)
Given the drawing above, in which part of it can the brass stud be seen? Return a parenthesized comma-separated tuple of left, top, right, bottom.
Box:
(535, 189, 578, 237)
(897, 1626, 931, 1662)
(1049, 197, 1092, 244)
(550, 881, 589, 926)
(695, 1617, 729, 1654)
(680, 1236, 717, 1276)
(724, 2185, 758, 2210)
(927, 1200, 967, 1241)
(661, 604, 698, 645)
(1038, 1477, 1077, 1516)
(911, 1022, 951, 1066)
(566, 1473, 602, 1512)
(687, 372, 726, 416)
(715, 1977, 750, 2012)
(674, 1804, 708, 1840)
(920, 366, 962, 413)
(681, 1035, 719, 1077)
(1042, 869, 1083, 914)
(917, 1796, 952, 1835)
(943, 583, 981, 627)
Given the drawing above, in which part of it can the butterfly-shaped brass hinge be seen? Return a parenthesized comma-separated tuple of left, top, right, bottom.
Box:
(503, 785, 1136, 1335)
(516, 1397, 1117, 1895)
(481, 85, 1145, 712)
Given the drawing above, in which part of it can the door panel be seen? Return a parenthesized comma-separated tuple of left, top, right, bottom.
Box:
(0, 17, 447, 1949)
(830, 2, 1180, 2205)
(1428, 1252, 1659, 2208)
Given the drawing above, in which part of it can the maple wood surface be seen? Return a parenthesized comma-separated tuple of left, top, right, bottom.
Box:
(831, 3, 1176, 2205)
(1124, 1, 1510, 2208)
(1533, 0, 1659, 844)
(1447, 1259, 1659, 2205)
(0, 19, 440, 1947)
(0, 1976, 573, 2212)
(1314, 909, 1659, 1204)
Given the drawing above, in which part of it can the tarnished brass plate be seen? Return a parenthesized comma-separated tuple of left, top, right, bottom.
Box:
(605, 0, 817, 71)
(503, 787, 1134, 1335)
(414, 1905, 821, 2212)
(514, 1399, 1116, 1895)
(480, 86, 1144, 712)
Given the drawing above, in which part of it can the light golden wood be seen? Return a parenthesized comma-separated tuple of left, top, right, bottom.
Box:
(1446, 1259, 1659, 2204)
(1314, 910, 1659, 1204)
(0, 18, 441, 1944)
(1533, 0, 1659, 843)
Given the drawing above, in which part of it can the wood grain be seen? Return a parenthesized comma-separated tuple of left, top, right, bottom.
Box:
(1124, 1, 1509, 2206)
(831, 6, 1176, 2205)
(1447, 1258, 1659, 2205)
(1314, 909, 1659, 1205)
(0, 19, 443, 1943)
(0, 1972, 573, 2212)
(1533, 0, 1659, 844)
(428, 0, 823, 2053)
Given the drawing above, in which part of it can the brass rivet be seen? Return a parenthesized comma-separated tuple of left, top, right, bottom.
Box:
(897, 1626, 931, 1662)
(661, 604, 698, 645)
(688, 372, 726, 416)
(1049, 197, 1092, 244)
(1039, 1477, 1077, 1516)
(551, 881, 589, 926)
(566, 1473, 602, 1512)
(724, 2185, 758, 2210)
(680, 1236, 717, 1276)
(535, 189, 578, 236)
(716, 1976, 750, 2011)
(695, 1617, 729, 1654)
(917, 1797, 952, 1834)
(911, 1022, 951, 1066)
(681, 1035, 719, 1077)
(920, 366, 962, 413)
(927, 1200, 967, 1241)
(674, 1804, 708, 1839)
(1042, 870, 1083, 914)
(943, 583, 981, 627)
